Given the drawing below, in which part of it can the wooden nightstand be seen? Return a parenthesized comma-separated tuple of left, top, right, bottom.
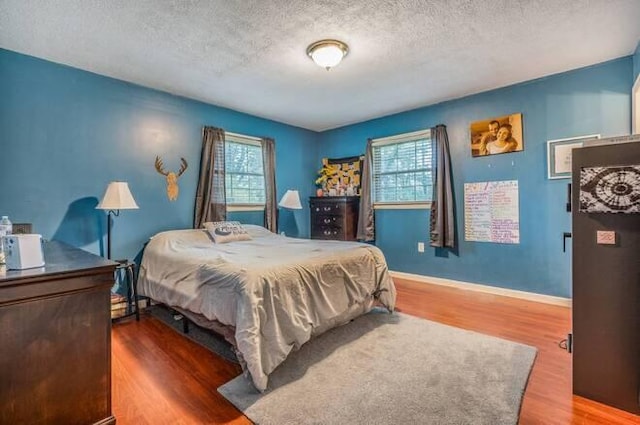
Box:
(111, 260, 140, 322)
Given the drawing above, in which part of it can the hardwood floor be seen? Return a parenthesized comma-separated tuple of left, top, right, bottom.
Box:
(112, 279, 640, 424)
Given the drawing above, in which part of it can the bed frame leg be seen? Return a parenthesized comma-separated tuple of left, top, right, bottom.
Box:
(170, 308, 190, 334)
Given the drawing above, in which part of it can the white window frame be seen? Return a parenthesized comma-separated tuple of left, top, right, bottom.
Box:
(372, 129, 433, 210)
(633, 75, 640, 134)
(225, 132, 266, 212)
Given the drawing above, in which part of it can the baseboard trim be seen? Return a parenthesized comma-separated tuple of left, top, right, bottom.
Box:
(390, 270, 571, 307)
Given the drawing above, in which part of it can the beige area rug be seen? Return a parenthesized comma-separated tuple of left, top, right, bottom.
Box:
(218, 309, 536, 425)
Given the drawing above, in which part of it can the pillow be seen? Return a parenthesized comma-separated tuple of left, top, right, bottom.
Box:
(242, 224, 276, 238)
(203, 221, 252, 244)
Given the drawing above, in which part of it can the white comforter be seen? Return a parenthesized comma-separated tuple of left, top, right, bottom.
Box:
(138, 225, 396, 391)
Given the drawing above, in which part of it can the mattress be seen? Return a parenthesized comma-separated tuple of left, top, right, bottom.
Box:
(138, 224, 396, 391)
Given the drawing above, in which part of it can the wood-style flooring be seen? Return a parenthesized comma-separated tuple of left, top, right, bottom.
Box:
(111, 278, 640, 424)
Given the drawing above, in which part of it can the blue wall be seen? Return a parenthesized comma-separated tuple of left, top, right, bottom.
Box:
(1, 48, 634, 298)
(0, 49, 318, 260)
(318, 57, 633, 297)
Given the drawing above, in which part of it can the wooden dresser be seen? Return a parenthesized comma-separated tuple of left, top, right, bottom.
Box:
(310, 196, 360, 241)
(0, 241, 117, 425)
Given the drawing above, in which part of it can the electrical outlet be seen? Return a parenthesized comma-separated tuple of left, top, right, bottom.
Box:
(417, 242, 425, 253)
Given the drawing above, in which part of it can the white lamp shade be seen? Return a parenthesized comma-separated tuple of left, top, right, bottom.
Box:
(96, 182, 139, 210)
(278, 190, 302, 210)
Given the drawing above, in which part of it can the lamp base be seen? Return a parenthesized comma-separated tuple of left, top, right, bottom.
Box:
(106, 209, 120, 260)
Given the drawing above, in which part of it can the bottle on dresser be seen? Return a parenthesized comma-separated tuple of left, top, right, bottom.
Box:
(0, 216, 13, 265)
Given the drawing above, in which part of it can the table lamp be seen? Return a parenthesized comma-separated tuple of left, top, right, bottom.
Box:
(278, 190, 302, 210)
(96, 181, 139, 259)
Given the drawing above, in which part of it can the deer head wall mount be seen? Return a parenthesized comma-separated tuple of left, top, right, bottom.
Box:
(155, 156, 188, 201)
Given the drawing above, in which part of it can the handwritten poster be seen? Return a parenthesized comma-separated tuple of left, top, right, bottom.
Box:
(464, 180, 520, 244)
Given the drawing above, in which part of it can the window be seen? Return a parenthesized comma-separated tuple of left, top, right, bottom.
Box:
(372, 129, 433, 207)
(225, 133, 266, 207)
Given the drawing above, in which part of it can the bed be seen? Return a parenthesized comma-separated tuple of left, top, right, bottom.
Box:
(137, 224, 396, 391)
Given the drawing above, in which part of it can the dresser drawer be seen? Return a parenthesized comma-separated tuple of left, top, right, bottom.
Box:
(310, 202, 344, 216)
(311, 226, 345, 240)
(312, 214, 341, 228)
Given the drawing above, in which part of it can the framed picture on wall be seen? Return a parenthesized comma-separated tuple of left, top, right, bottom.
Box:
(319, 155, 364, 196)
(547, 134, 600, 179)
(470, 113, 524, 157)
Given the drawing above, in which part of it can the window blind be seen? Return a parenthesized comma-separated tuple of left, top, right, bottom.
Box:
(372, 134, 433, 203)
(225, 140, 266, 204)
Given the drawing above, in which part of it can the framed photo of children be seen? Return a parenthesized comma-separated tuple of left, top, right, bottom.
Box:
(470, 113, 524, 157)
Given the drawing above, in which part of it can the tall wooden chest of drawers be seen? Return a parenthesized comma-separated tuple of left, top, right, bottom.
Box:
(310, 196, 360, 241)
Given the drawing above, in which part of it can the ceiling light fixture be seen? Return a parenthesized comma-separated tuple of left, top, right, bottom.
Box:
(306, 39, 349, 70)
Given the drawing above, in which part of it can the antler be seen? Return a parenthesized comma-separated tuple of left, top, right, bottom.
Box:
(155, 156, 168, 176)
(177, 157, 188, 176)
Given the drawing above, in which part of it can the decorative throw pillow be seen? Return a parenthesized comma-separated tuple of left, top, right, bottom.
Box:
(203, 221, 252, 244)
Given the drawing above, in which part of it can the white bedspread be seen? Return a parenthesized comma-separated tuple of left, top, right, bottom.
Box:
(138, 225, 396, 391)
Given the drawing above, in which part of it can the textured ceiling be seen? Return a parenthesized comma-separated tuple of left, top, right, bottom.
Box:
(1, 0, 639, 131)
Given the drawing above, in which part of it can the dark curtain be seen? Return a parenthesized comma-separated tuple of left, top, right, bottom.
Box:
(193, 126, 226, 228)
(429, 124, 455, 248)
(357, 139, 375, 241)
(262, 137, 277, 233)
